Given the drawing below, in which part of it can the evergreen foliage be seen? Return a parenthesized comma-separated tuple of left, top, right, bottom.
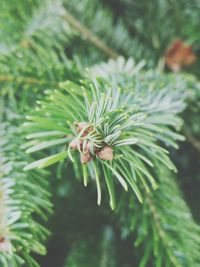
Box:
(112, 0, 200, 66)
(0, 0, 200, 266)
(65, 227, 116, 267)
(0, 121, 52, 266)
(65, 0, 150, 61)
(23, 61, 187, 206)
(118, 167, 200, 267)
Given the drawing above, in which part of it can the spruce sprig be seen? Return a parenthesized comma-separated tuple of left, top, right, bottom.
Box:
(0, 123, 52, 267)
(23, 62, 187, 209)
(118, 167, 200, 267)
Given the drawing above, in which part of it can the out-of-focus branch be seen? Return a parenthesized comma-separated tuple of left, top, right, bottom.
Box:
(0, 75, 58, 86)
(63, 9, 119, 59)
(184, 129, 200, 153)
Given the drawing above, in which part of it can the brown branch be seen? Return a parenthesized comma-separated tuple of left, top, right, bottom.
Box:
(63, 9, 119, 60)
(184, 129, 200, 153)
(0, 75, 58, 87)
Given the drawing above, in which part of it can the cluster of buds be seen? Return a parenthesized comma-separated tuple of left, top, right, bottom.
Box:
(69, 121, 113, 164)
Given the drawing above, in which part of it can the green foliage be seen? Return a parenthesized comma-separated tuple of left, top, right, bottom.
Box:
(112, 0, 200, 65)
(0, 122, 52, 267)
(23, 61, 186, 209)
(0, 0, 72, 55)
(118, 167, 200, 267)
(65, 0, 150, 61)
(0, 0, 200, 266)
(65, 227, 116, 267)
(0, 0, 82, 108)
(184, 80, 200, 138)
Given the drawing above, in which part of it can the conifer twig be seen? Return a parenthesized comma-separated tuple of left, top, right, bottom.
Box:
(184, 129, 200, 153)
(145, 191, 182, 267)
(0, 75, 58, 86)
(63, 9, 119, 59)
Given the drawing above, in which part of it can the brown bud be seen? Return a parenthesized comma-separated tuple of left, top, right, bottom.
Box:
(84, 142, 101, 156)
(76, 122, 93, 137)
(0, 237, 11, 253)
(97, 145, 113, 161)
(80, 151, 93, 164)
(69, 138, 79, 149)
(165, 39, 196, 72)
(76, 122, 88, 133)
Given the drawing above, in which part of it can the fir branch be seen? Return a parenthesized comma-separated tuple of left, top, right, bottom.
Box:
(62, 9, 118, 59)
(0, 123, 52, 266)
(184, 129, 200, 153)
(145, 191, 182, 267)
(23, 60, 187, 208)
(118, 168, 200, 267)
(66, 0, 149, 61)
(1, 0, 119, 61)
(64, 227, 116, 267)
(114, 0, 200, 65)
(0, 75, 58, 86)
(0, 0, 73, 55)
